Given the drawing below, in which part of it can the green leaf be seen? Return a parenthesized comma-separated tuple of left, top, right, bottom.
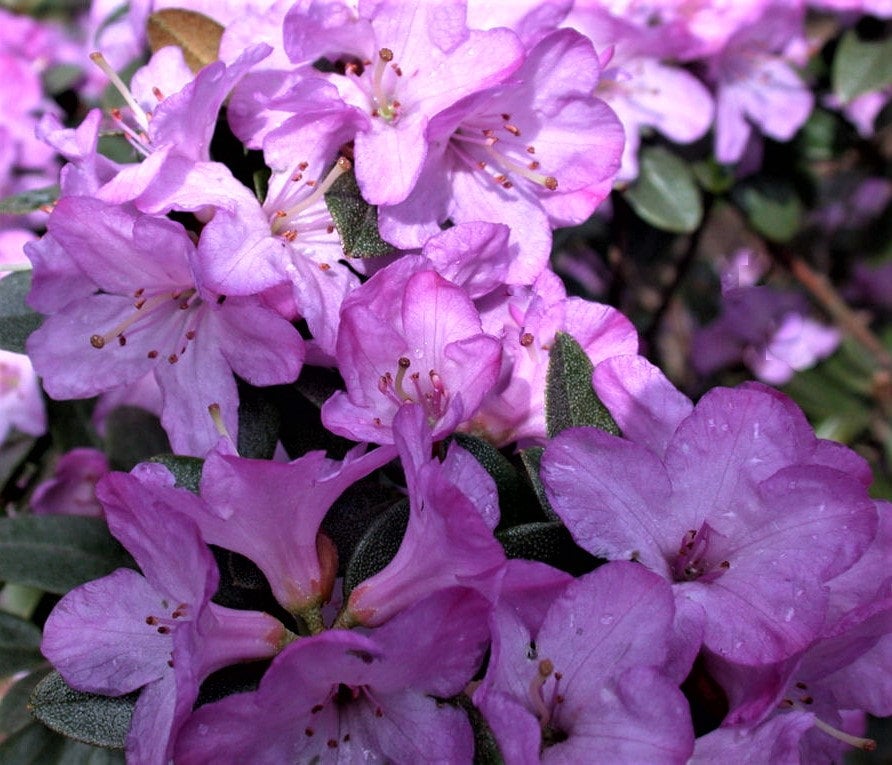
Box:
(518, 447, 559, 522)
(453, 695, 504, 765)
(324, 169, 395, 258)
(237, 380, 281, 460)
(623, 146, 703, 233)
(733, 179, 804, 243)
(449, 433, 537, 527)
(147, 454, 204, 494)
(343, 499, 409, 597)
(496, 521, 602, 576)
(146, 9, 223, 73)
(0, 720, 125, 764)
(30, 671, 134, 750)
(0, 516, 134, 595)
(43, 64, 83, 95)
(545, 332, 619, 439)
(0, 432, 38, 494)
(0, 668, 51, 739)
(832, 29, 892, 103)
(0, 185, 59, 215)
(103, 406, 170, 471)
(0, 611, 43, 677)
(0, 271, 43, 353)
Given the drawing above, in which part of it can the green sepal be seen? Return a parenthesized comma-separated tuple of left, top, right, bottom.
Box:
(324, 169, 395, 258)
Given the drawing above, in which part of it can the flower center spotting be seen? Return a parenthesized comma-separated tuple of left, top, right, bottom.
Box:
(778, 681, 876, 752)
(342, 47, 403, 123)
(89, 286, 202, 365)
(377, 355, 448, 426)
(671, 524, 730, 584)
(269, 157, 351, 241)
(144, 598, 191, 668)
(450, 112, 558, 192)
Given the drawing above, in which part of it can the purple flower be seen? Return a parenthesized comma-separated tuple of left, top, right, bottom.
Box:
(338, 404, 505, 627)
(30, 448, 109, 517)
(541, 371, 878, 666)
(174, 587, 491, 764)
(322, 256, 501, 444)
(378, 28, 624, 283)
(282, 0, 525, 206)
(464, 268, 638, 446)
(475, 561, 694, 763)
(41, 471, 288, 765)
(158, 442, 395, 618)
(26, 198, 305, 455)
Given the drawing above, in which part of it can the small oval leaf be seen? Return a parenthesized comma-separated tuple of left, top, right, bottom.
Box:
(0, 271, 44, 354)
(343, 499, 409, 597)
(0, 516, 134, 594)
(30, 671, 135, 750)
(545, 332, 620, 439)
(324, 169, 395, 258)
(0, 611, 43, 677)
(623, 146, 703, 233)
(832, 29, 892, 103)
(146, 9, 224, 73)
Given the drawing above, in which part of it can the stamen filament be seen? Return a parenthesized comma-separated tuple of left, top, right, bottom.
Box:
(393, 357, 413, 402)
(271, 157, 352, 233)
(484, 144, 558, 190)
(812, 717, 876, 751)
(529, 659, 554, 728)
(90, 290, 192, 348)
(89, 52, 150, 133)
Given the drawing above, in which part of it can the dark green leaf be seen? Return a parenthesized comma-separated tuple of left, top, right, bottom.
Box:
(343, 499, 408, 597)
(147, 454, 203, 494)
(47, 399, 101, 453)
(691, 158, 735, 194)
(0, 611, 43, 676)
(0, 271, 43, 354)
(0, 721, 125, 764)
(237, 381, 280, 460)
(0, 432, 38, 494)
(453, 695, 504, 765)
(733, 179, 803, 243)
(322, 476, 399, 577)
(496, 521, 602, 576)
(0, 516, 134, 594)
(324, 169, 395, 258)
(518, 447, 559, 522)
(30, 671, 134, 750)
(0, 667, 51, 738)
(832, 29, 892, 103)
(449, 434, 537, 527)
(623, 146, 703, 233)
(103, 407, 170, 471)
(0, 186, 59, 215)
(545, 332, 619, 438)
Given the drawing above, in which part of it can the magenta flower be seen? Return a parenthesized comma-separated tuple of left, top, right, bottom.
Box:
(26, 198, 305, 455)
(41, 471, 288, 765)
(541, 373, 878, 666)
(175, 587, 491, 764)
(475, 561, 694, 763)
(321, 256, 501, 444)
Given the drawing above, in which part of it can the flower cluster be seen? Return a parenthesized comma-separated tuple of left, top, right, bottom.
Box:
(0, 1, 890, 764)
